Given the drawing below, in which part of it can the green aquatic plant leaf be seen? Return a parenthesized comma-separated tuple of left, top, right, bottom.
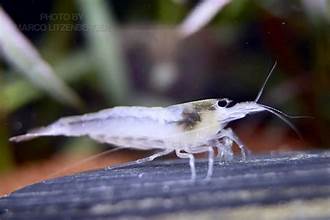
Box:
(1, 51, 92, 112)
(0, 7, 82, 109)
(77, 0, 130, 104)
(179, 0, 232, 37)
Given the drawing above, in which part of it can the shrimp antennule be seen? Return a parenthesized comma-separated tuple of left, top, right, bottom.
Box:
(255, 61, 277, 103)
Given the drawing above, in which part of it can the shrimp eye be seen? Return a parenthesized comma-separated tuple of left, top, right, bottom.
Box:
(217, 99, 232, 107)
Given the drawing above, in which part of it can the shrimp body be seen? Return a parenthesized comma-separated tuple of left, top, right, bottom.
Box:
(10, 98, 268, 181)
(10, 62, 296, 180)
(10, 99, 223, 150)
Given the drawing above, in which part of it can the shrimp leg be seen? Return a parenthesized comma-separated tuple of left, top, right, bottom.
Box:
(175, 149, 196, 181)
(186, 146, 215, 180)
(215, 128, 248, 160)
(216, 138, 234, 161)
(108, 149, 173, 170)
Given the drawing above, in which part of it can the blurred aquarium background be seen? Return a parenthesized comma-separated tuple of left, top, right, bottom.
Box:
(0, 0, 329, 195)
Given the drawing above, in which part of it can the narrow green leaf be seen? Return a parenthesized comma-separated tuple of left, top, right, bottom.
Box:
(179, 0, 232, 37)
(1, 51, 92, 112)
(77, 0, 130, 104)
(0, 7, 82, 109)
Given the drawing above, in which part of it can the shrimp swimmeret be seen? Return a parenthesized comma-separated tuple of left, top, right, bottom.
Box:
(10, 62, 300, 180)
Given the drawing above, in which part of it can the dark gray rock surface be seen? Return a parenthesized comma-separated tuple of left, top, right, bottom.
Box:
(1, 151, 330, 220)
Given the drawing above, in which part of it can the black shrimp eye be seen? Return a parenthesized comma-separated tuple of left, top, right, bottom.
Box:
(217, 99, 229, 107)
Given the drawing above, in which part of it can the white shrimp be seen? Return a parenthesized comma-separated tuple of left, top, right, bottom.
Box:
(10, 62, 299, 180)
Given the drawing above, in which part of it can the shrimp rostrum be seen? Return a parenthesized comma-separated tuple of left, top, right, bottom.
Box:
(10, 62, 298, 180)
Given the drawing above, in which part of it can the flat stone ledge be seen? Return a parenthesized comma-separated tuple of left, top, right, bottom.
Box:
(0, 151, 330, 220)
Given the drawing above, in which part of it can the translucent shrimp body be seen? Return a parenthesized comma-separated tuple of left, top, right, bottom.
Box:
(11, 62, 298, 180)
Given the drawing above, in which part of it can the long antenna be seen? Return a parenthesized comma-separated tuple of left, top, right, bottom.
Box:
(255, 61, 277, 102)
(47, 147, 123, 179)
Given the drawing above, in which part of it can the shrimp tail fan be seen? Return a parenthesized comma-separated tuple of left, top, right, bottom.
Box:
(9, 127, 54, 142)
